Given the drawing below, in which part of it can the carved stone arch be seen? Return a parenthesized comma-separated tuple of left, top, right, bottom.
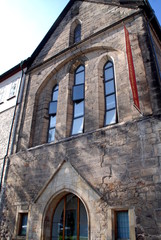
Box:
(68, 55, 89, 74)
(30, 48, 118, 147)
(69, 19, 82, 46)
(28, 161, 101, 240)
(30, 54, 89, 147)
(42, 189, 90, 240)
(30, 74, 58, 147)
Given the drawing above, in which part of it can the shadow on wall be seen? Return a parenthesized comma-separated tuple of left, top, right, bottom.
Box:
(137, 32, 161, 114)
(2, 114, 161, 237)
(33, 1, 83, 66)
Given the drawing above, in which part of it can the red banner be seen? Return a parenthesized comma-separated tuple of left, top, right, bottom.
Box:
(124, 26, 140, 111)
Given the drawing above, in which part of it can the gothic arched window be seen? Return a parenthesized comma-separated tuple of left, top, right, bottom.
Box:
(71, 65, 85, 135)
(74, 24, 81, 43)
(104, 61, 117, 126)
(52, 193, 88, 240)
(48, 85, 59, 142)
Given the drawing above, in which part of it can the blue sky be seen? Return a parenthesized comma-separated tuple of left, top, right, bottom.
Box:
(149, 0, 161, 24)
(0, 0, 160, 75)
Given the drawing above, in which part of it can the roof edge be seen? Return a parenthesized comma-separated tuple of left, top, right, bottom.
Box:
(23, 0, 161, 70)
(0, 58, 29, 83)
(28, 0, 75, 69)
(143, 0, 161, 41)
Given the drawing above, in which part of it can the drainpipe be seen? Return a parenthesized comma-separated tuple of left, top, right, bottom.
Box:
(10, 64, 26, 155)
(0, 61, 25, 193)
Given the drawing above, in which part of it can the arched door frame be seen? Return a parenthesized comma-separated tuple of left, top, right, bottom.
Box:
(41, 188, 90, 240)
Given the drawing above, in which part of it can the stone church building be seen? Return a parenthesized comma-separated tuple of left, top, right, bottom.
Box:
(0, 0, 161, 239)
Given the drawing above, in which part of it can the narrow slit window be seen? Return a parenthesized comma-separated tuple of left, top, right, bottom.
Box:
(71, 65, 85, 135)
(74, 24, 81, 43)
(115, 211, 130, 240)
(104, 61, 117, 126)
(48, 85, 59, 143)
(18, 213, 28, 236)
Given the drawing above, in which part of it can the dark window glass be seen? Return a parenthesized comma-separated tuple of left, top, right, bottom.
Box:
(80, 201, 88, 239)
(104, 61, 117, 126)
(48, 85, 59, 143)
(74, 24, 81, 43)
(19, 213, 28, 236)
(73, 84, 84, 101)
(52, 197, 64, 240)
(72, 65, 85, 135)
(52, 193, 88, 240)
(49, 101, 57, 115)
(116, 211, 130, 240)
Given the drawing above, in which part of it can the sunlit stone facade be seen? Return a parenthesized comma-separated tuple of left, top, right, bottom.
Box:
(0, 1, 161, 239)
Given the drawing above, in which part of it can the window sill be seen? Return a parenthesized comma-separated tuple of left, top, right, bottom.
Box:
(12, 236, 26, 240)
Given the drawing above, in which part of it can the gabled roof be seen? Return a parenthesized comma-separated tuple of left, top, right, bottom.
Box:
(144, 0, 161, 39)
(23, 0, 161, 70)
(84, 0, 144, 7)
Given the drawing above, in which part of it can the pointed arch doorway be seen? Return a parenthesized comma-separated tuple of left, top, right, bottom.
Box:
(51, 193, 88, 240)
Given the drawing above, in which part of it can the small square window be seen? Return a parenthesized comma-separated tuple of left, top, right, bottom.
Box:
(8, 81, 17, 99)
(18, 213, 28, 236)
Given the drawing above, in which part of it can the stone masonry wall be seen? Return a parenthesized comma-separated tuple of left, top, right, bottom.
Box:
(0, 108, 15, 159)
(1, 115, 161, 239)
(17, 14, 159, 152)
(33, 1, 138, 67)
(0, 108, 14, 178)
(1, 1, 161, 239)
